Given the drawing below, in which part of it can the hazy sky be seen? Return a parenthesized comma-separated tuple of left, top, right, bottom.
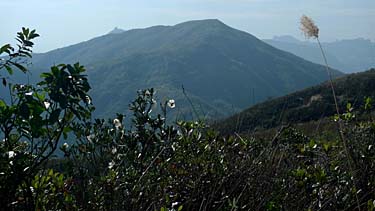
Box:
(1, 0, 374, 53)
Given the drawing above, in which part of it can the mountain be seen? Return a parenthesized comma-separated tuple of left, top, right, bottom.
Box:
(264, 36, 375, 73)
(271, 35, 300, 43)
(108, 27, 126, 34)
(214, 68, 375, 135)
(6, 19, 343, 119)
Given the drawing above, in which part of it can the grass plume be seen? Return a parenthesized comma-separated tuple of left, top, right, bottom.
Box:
(300, 14, 361, 211)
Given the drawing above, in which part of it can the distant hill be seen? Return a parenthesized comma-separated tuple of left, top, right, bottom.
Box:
(4, 19, 342, 119)
(264, 36, 375, 73)
(271, 35, 301, 43)
(214, 68, 375, 135)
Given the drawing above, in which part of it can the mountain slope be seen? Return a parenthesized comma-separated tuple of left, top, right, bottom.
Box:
(264, 36, 375, 73)
(19, 19, 343, 119)
(214, 68, 375, 135)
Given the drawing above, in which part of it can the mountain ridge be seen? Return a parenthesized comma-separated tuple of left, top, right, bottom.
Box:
(15, 19, 344, 119)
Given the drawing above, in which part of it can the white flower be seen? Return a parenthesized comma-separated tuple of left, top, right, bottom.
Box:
(85, 96, 92, 104)
(44, 101, 51, 109)
(171, 143, 177, 151)
(7, 151, 16, 159)
(111, 147, 117, 154)
(87, 134, 95, 143)
(167, 99, 175, 108)
(63, 142, 69, 148)
(108, 161, 115, 169)
(172, 202, 179, 207)
(113, 118, 122, 128)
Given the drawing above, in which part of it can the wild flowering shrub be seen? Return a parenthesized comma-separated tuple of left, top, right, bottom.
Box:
(0, 29, 93, 209)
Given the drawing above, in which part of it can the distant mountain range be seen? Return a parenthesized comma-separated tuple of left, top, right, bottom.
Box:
(214, 68, 375, 135)
(264, 35, 375, 73)
(3, 19, 343, 120)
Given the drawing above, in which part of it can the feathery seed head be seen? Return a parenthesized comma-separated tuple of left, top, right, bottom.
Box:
(300, 15, 319, 39)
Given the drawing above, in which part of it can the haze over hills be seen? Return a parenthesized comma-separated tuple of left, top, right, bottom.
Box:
(9, 19, 343, 119)
(264, 35, 375, 73)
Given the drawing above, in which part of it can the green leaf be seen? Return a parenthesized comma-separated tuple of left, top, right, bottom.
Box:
(0, 44, 11, 54)
(365, 97, 372, 110)
(23, 40, 34, 47)
(48, 169, 54, 176)
(51, 66, 59, 76)
(17, 32, 25, 42)
(29, 102, 45, 116)
(5, 66, 13, 75)
(19, 50, 32, 58)
(67, 64, 75, 75)
(40, 72, 51, 78)
(12, 62, 27, 73)
(63, 126, 71, 140)
(35, 92, 46, 101)
(29, 31, 40, 39)
(0, 100, 6, 108)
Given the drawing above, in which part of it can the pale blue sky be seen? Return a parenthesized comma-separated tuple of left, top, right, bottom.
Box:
(1, 0, 374, 53)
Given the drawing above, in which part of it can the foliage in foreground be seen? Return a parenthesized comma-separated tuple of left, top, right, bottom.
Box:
(1, 29, 375, 211)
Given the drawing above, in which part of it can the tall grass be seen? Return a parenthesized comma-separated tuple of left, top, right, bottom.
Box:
(300, 14, 361, 211)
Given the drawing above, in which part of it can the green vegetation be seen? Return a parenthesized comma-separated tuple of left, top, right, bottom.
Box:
(214, 69, 375, 135)
(1, 27, 374, 211)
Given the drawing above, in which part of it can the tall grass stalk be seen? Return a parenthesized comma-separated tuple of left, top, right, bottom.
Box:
(300, 15, 361, 211)
(182, 85, 204, 121)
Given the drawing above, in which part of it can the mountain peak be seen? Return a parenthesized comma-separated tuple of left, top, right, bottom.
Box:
(108, 27, 126, 34)
(174, 19, 226, 28)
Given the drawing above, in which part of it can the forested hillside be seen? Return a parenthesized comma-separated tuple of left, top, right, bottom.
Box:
(5, 19, 342, 120)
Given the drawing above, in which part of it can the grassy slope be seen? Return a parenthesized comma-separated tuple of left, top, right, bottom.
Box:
(214, 68, 375, 135)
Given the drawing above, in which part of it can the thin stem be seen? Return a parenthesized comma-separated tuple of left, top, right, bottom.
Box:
(182, 85, 202, 121)
(316, 38, 340, 116)
(316, 37, 361, 211)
